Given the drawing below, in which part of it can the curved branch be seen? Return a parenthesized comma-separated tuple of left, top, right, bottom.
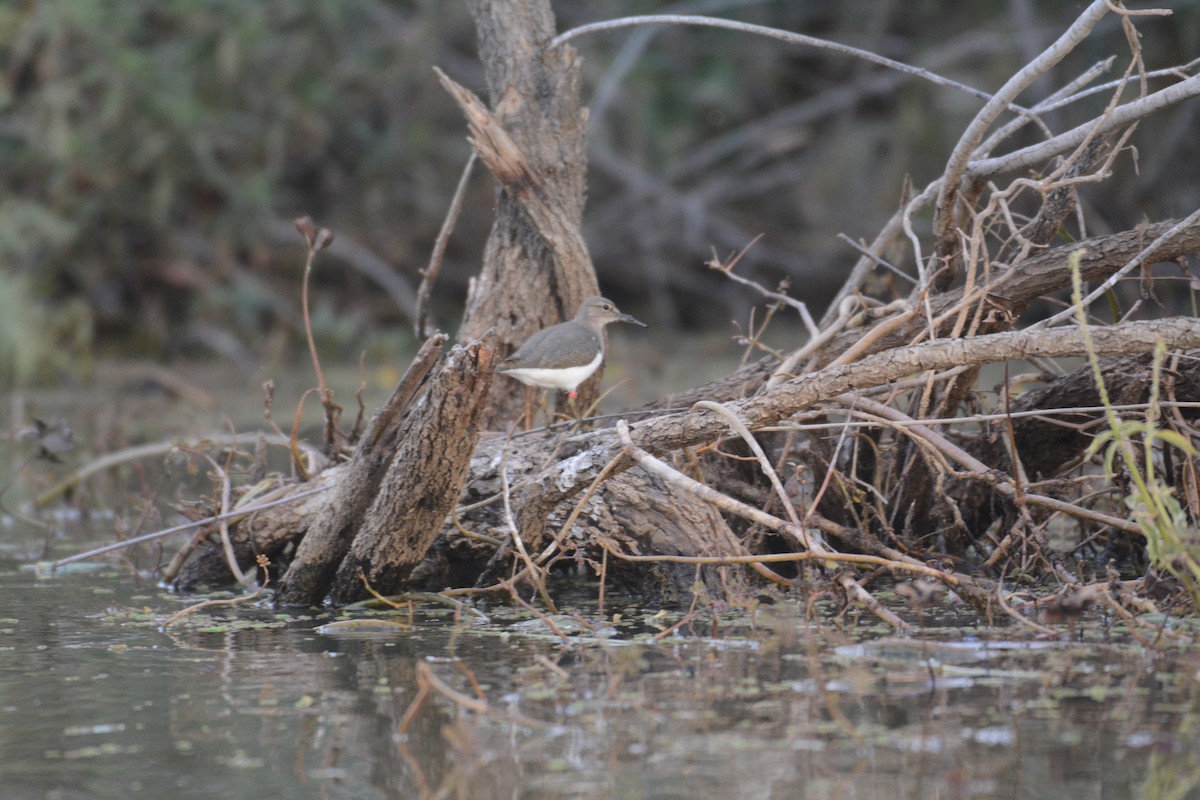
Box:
(933, 0, 1110, 269)
(967, 72, 1200, 180)
(522, 317, 1200, 515)
(551, 14, 1027, 111)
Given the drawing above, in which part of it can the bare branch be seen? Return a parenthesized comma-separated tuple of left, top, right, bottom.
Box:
(967, 72, 1200, 180)
(416, 153, 477, 340)
(1036, 207, 1200, 328)
(933, 0, 1111, 270)
(551, 14, 1028, 111)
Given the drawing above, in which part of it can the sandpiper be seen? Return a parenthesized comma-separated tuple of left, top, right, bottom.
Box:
(498, 296, 645, 399)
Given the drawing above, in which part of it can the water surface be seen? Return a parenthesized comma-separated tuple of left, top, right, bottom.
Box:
(2, 553, 1198, 800)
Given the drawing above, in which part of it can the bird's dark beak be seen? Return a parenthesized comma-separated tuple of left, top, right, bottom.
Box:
(620, 312, 647, 327)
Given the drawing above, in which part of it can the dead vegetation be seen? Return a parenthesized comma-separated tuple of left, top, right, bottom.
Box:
(55, 0, 1200, 635)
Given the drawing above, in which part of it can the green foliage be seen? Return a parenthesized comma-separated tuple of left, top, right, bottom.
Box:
(0, 268, 92, 384)
(0, 0, 461, 352)
(1139, 751, 1200, 800)
(2, 1, 1197, 365)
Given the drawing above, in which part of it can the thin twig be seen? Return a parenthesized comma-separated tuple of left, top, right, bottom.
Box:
(293, 217, 341, 454)
(196, 451, 253, 589)
(537, 449, 627, 566)
(499, 439, 557, 612)
(53, 483, 329, 568)
(692, 401, 805, 532)
(707, 237, 818, 337)
(416, 152, 477, 339)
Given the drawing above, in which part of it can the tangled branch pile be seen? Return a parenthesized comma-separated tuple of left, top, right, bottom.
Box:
(167, 1, 1200, 633)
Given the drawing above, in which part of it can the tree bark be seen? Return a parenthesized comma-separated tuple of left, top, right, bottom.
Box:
(326, 339, 495, 605)
(271, 335, 496, 607)
(450, 0, 600, 429)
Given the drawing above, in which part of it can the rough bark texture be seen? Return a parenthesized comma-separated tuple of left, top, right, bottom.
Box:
(412, 438, 748, 606)
(600, 469, 753, 604)
(450, 0, 600, 429)
(270, 335, 448, 605)
(171, 464, 342, 591)
(264, 335, 498, 607)
(326, 340, 495, 605)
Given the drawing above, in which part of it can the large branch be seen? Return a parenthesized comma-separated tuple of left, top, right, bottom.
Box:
(273, 335, 496, 607)
(435, 68, 596, 305)
(518, 317, 1200, 521)
(449, 0, 600, 427)
(327, 339, 495, 605)
(275, 335, 448, 606)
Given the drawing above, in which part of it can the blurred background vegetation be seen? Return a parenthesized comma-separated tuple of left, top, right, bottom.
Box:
(1, 0, 1197, 385)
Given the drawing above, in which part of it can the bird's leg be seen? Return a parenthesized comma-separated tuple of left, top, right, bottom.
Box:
(565, 391, 585, 427)
(520, 386, 536, 431)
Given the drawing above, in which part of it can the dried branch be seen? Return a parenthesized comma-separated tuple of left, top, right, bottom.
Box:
(933, 0, 1111, 276)
(552, 14, 1030, 113)
(968, 72, 1200, 181)
(416, 153, 477, 340)
(1037, 207, 1200, 328)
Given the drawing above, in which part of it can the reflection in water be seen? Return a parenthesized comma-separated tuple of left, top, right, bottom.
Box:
(1, 558, 1198, 800)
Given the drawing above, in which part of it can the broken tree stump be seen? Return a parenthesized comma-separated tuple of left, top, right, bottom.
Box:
(273, 334, 495, 606)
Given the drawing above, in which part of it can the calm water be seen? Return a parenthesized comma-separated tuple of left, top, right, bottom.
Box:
(3, 365, 1200, 799)
(2, 550, 1199, 800)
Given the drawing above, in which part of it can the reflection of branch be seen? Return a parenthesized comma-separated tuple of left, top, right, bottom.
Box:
(397, 661, 547, 736)
(161, 556, 270, 628)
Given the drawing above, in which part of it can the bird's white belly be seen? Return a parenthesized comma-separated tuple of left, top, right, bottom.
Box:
(500, 351, 603, 391)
